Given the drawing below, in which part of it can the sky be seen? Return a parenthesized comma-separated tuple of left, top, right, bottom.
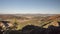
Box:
(0, 0, 60, 14)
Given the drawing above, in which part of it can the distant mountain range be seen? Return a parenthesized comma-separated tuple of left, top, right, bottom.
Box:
(0, 14, 60, 16)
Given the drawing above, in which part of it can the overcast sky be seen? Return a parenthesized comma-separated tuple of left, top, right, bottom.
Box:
(0, 0, 60, 14)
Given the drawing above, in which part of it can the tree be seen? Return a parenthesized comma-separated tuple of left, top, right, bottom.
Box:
(13, 17, 18, 30)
